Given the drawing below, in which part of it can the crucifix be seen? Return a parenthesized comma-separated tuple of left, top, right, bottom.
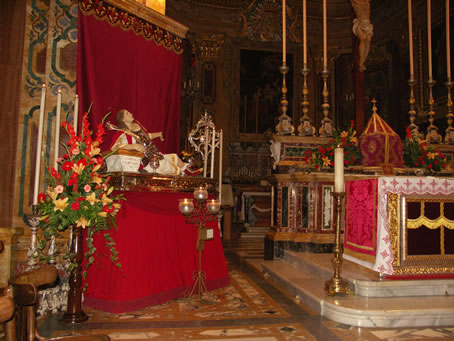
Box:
(350, 0, 373, 134)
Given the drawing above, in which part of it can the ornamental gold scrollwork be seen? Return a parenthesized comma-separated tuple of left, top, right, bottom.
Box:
(387, 193, 400, 267)
(392, 266, 454, 275)
(196, 34, 225, 59)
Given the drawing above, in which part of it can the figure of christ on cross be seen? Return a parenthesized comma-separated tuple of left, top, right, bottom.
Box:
(351, 0, 373, 72)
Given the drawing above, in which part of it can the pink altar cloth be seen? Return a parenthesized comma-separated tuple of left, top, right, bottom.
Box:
(344, 176, 454, 275)
(83, 191, 230, 313)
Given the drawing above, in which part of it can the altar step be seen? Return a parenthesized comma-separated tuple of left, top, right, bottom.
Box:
(241, 225, 270, 239)
(259, 250, 454, 328)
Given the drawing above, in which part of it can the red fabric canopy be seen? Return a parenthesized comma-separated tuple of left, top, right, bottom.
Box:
(76, 5, 182, 154)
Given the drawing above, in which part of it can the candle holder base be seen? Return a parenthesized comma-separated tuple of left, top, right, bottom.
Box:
(325, 277, 351, 296)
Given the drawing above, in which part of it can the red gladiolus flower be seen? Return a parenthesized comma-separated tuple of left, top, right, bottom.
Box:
(345, 160, 350, 165)
(38, 193, 46, 203)
(405, 126, 412, 139)
(319, 146, 325, 154)
(428, 164, 432, 169)
(415, 162, 419, 166)
(434, 160, 438, 165)
(76, 197, 85, 202)
(330, 161, 334, 166)
(72, 202, 80, 210)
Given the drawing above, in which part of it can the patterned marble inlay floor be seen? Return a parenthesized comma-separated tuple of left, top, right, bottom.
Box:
(82, 264, 288, 323)
(51, 323, 316, 340)
(36, 247, 454, 341)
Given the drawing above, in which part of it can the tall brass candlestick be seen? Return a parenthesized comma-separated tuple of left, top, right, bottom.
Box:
(407, 0, 419, 135)
(325, 148, 350, 296)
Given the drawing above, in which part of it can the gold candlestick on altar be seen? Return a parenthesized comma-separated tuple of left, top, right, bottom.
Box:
(298, 67, 314, 136)
(407, 0, 419, 135)
(325, 147, 350, 296)
(276, 64, 294, 135)
(298, 0, 314, 136)
(446, 80, 454, 144)
(319, 70, 333, 137)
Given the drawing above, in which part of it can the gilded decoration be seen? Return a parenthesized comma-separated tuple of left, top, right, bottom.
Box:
(80, 0, 185, 54)
(196, 34, 225, 58)
(406, 201, 454, 230)
(387, 192, 400, 267)
(109, 172, 218, 192)
(239, 0, 299, 43)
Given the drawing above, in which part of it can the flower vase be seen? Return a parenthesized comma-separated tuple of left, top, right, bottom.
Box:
(60, 225, 88, 324)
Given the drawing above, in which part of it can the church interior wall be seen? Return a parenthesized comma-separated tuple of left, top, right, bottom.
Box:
(0, 0, 452, 266)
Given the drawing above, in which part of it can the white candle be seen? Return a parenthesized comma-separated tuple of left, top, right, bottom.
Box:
(323, 0, 327, 70)
(203, 127, 208, 177)
(74, 94, 79, 135)
(447, 0, 451, 79)
(427, 0, 433, 79)
(334, 147, 344, 193)
(408, 0, 414, 76)
(218, 130, 223, 204)
(53, 89, 62, 170)
(303, 0, 307, 65)
(33, 84, 46, 205)
(211, 128, 216, 178)
(282, 0, 286, 63)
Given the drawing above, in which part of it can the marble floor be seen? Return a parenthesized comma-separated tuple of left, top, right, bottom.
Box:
(30, 238, 454, 340)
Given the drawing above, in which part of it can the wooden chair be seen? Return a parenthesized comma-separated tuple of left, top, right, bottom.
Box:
(0, 285, 16, 341)
(8, 265, 109, 341)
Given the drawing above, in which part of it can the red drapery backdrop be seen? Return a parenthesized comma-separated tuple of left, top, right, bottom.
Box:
(76, 4, 182, 153)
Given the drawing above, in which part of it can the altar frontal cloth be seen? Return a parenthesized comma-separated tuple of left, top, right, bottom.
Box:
(344, 179, 378, 264)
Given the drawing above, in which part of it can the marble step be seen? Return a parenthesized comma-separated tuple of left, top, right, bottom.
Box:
(261, 259, 454, 328)
(283, 250, 454, 298)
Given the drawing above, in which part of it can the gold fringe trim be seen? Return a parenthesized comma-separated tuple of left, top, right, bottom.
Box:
(79, 0, 184, 55)
(344, 248, 376, 264)
(407, 216, 454, 229)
